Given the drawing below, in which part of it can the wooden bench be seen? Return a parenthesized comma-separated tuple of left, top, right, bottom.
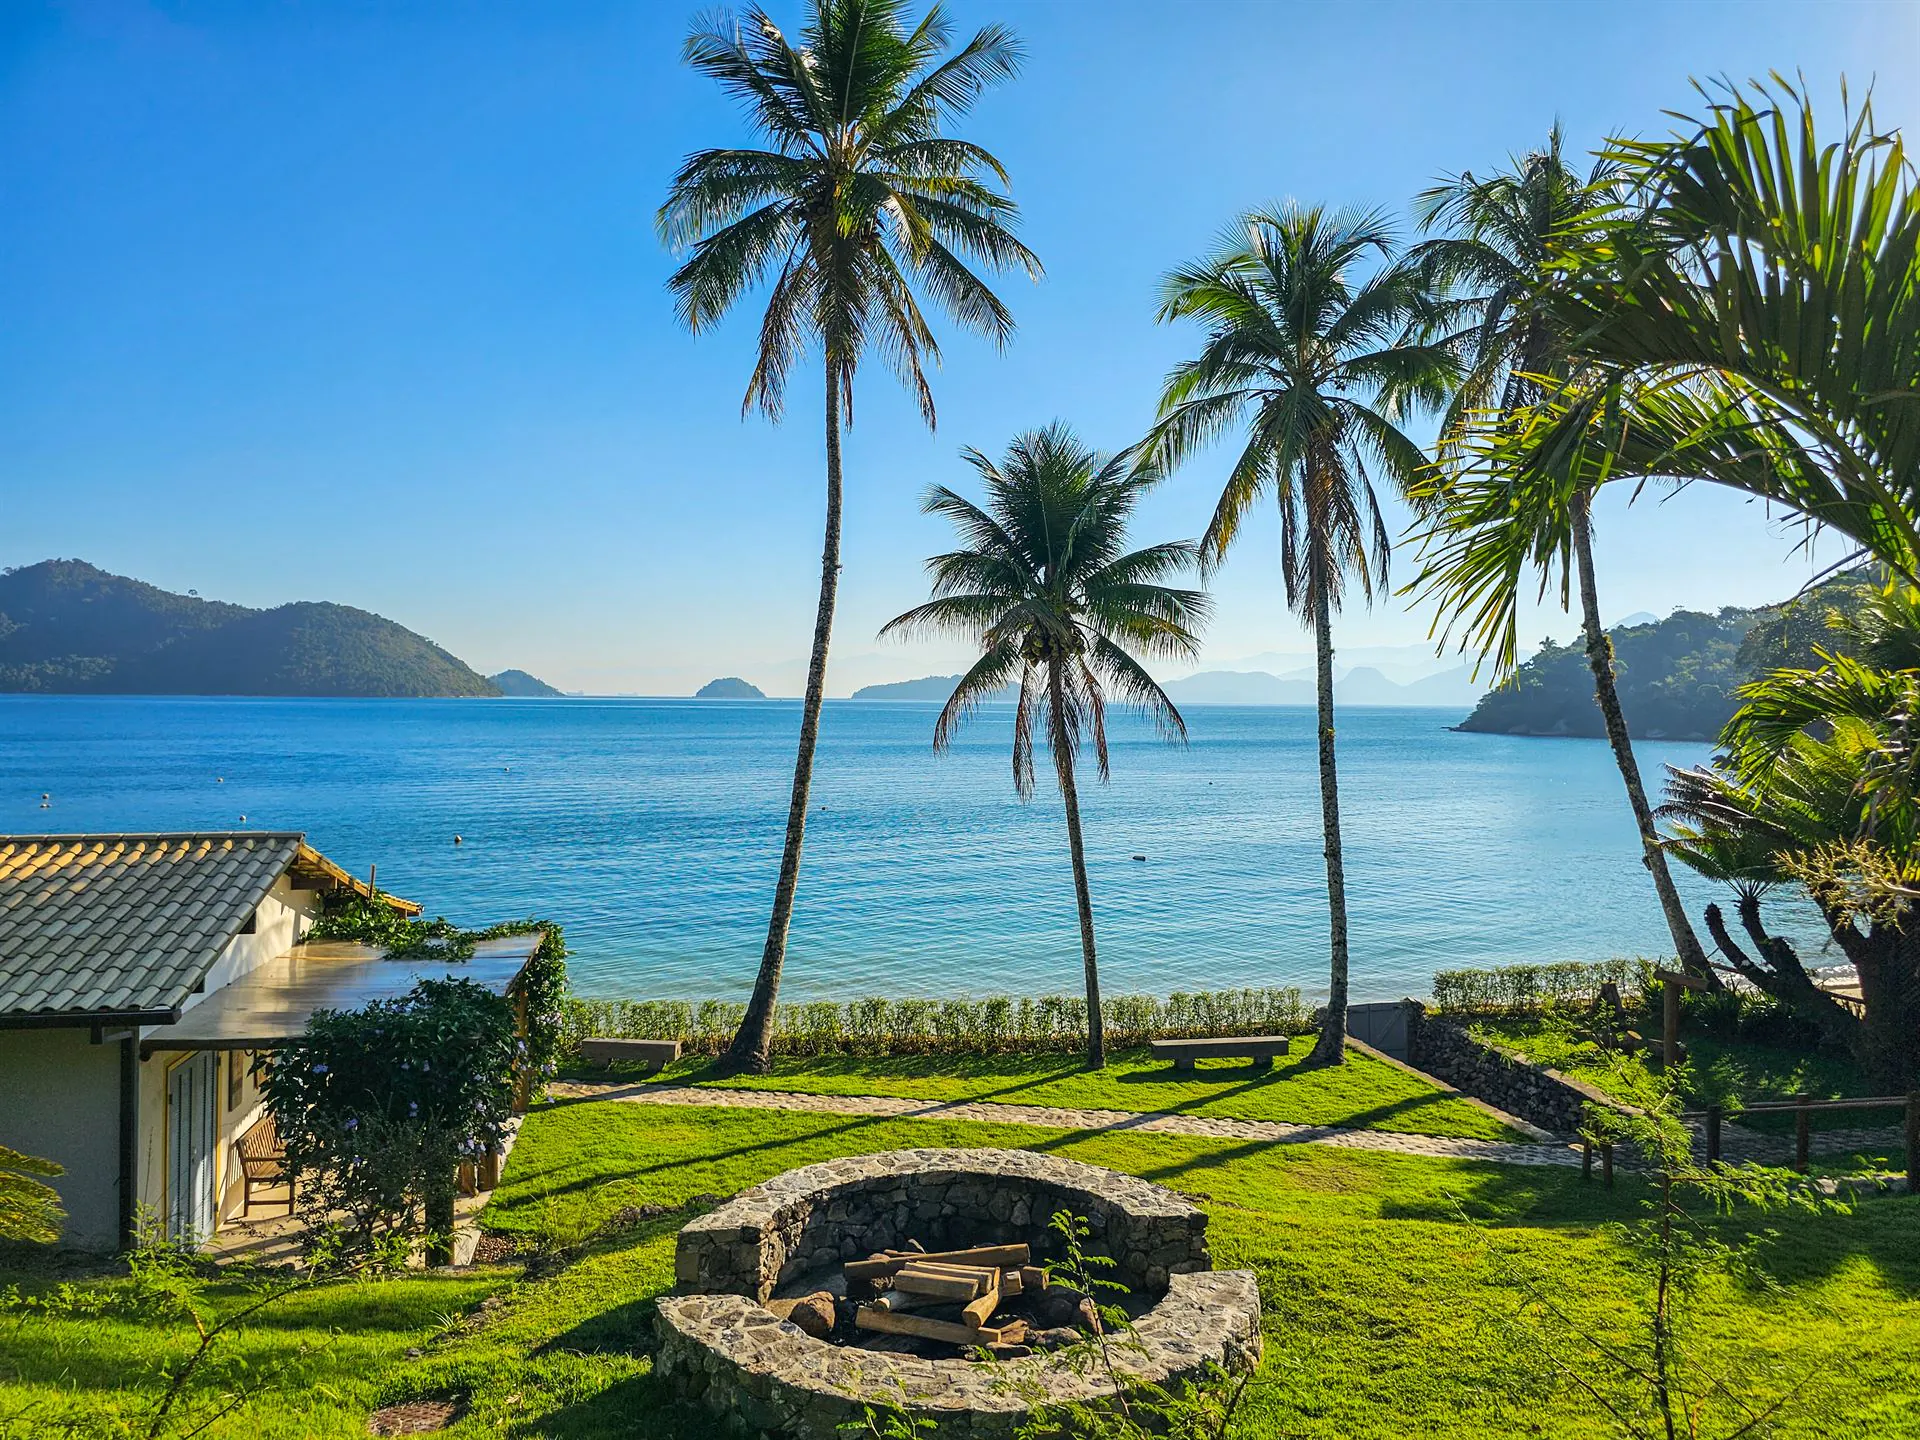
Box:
(579, 1037, 683, 1071)
(1149, 1035, 1293, 1071)
(235, 1113, 294, 1218)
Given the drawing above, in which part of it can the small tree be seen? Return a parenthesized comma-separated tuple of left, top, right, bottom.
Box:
(1487, 1067, 1835, 1438)
(261, 978, 518, 1265)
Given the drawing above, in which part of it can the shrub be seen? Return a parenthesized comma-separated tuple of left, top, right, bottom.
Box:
(557, 986, 1308, 1058)
(1431, 959, 1643, 1014)
(261, 977, 518, 1263)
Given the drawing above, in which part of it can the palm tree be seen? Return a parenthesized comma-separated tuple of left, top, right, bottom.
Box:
(1406, 132, 1718, 985)
(1659, 599, 1920, 1088)
(1463, 78, 1920, 577)
(1147, 206, 1456, 1065)
(881, 424, 1209, 1068)
(659, 0, 1040, 1072)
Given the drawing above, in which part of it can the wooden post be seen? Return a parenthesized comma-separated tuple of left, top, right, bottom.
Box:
(513, 988, 531, 1115)
(1582, 1138, 1593, 1183)
(1661, 979, 1679, 1070)
(1653, 969, 1705, 1070)
(1601, 1143, 1614, 1188)
(1795, 1093, 1812, 1173)
(478, 1148, 501, 1191)
(1906, 1092, 1919, 1196)
(1705, 1105, 1722, 1164)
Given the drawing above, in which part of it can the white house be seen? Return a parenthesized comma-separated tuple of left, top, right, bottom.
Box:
(0, 833, 539, 1250)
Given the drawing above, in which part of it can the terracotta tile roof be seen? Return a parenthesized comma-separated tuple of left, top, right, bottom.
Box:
(0, 833, 415, 1023)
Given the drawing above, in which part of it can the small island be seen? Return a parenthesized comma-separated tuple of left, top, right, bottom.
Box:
(695, 676, 766, 699)
(489, 669, 564, 697)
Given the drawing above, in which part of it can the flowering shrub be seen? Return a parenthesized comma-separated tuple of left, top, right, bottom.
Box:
(260, 978, 517, 1262)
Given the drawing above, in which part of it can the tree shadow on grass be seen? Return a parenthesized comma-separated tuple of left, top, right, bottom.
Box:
(1718, 1191, 1920, 1298)
(533, 1296, 660, 1358)
(497, 1111, 903, 1207)
(505, 1372, 703, 1439)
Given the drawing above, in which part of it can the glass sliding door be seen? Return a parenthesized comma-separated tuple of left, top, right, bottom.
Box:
(166, 1051, 218, 1243)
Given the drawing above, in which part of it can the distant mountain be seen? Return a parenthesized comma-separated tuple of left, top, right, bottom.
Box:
(1161, 665, 1481, 708)
(0, 560, 500, 697)
(1612, 610, 1662, 629)
(695, 676, 766, 699)
(1457, 572, 1873, 740)
(851, 674, 1017, 702)
(490, 669, 563, 697)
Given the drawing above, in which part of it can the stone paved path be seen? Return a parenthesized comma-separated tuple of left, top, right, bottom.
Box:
(547, 1081, 1590, 1168)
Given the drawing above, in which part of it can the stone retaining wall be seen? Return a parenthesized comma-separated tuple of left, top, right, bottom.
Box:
(1404, 1002, 1628, 1135)
(674, 1148, 1211, 1301)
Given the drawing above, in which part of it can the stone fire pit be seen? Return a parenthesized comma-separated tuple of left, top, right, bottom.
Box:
(654, 1148, 1262, 1439)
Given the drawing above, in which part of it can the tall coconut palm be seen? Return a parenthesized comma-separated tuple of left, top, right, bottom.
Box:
(1148, 207, 1456, 1065)
(881, 423, 1209, 1068)
(659, 0, 1040, 1072)
(1405, 131, 1718, 985)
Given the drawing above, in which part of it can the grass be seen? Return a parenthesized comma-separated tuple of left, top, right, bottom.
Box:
(5, 1093, 1916, 1438)
(570, 1040, 1526, 1143)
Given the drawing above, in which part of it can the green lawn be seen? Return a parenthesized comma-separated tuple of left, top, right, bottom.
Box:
(5, 1095, 1914, 1439)
(575, 1040, 1526, 1142)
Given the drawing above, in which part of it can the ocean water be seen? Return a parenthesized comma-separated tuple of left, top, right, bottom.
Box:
(0, 696, 1827, 1003)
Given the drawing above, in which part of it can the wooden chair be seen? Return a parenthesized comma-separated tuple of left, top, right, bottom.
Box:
(235, 1113, 294, 1218)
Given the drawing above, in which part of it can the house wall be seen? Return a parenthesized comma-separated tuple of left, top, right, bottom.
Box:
(0, 1028, 123, 1248)
(136, 876, 323, 1238)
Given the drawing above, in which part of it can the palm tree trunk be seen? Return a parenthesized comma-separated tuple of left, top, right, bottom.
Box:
(725, 366, 845, 1073)
(1570, 489, 1717, 986)
(1307, 550, 1352, 1067)
(1050, 664, 1105, 1069)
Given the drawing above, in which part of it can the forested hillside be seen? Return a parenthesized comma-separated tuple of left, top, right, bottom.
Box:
(0, 560, 503, 696)
(1458, 572, 1874, 740)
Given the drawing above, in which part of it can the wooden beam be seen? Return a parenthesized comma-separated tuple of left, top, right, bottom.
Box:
(855, 1309, 1005, 1346)
(844, 1244, 1030, 1281)
(893, 1267, 987, 1302)
(961, 1272, 1001, 1329)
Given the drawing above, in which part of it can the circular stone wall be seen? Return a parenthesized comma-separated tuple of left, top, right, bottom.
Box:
(655, 1148, 1263, 1439)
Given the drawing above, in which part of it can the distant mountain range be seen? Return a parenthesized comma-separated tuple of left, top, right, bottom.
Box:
(852, 667, 1481, 707)
(851, 674, 1011, 702)
(696, 676, 766, 699)
(1163, 665, 1482, 707)
(0, 560, 541, 698)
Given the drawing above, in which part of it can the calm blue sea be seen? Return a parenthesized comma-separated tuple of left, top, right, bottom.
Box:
(0, 696, 1827, 1003)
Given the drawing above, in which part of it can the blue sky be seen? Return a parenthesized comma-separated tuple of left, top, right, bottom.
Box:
(1, 0, 1914, 695)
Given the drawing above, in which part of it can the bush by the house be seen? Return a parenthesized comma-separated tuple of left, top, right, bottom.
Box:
(560, 986, 1308, 1058)
(261, 977, 518, 1263)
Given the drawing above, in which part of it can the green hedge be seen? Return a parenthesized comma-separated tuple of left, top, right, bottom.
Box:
(1430, 959, 1650, 1014)
(560, 987, 1308, 1058)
